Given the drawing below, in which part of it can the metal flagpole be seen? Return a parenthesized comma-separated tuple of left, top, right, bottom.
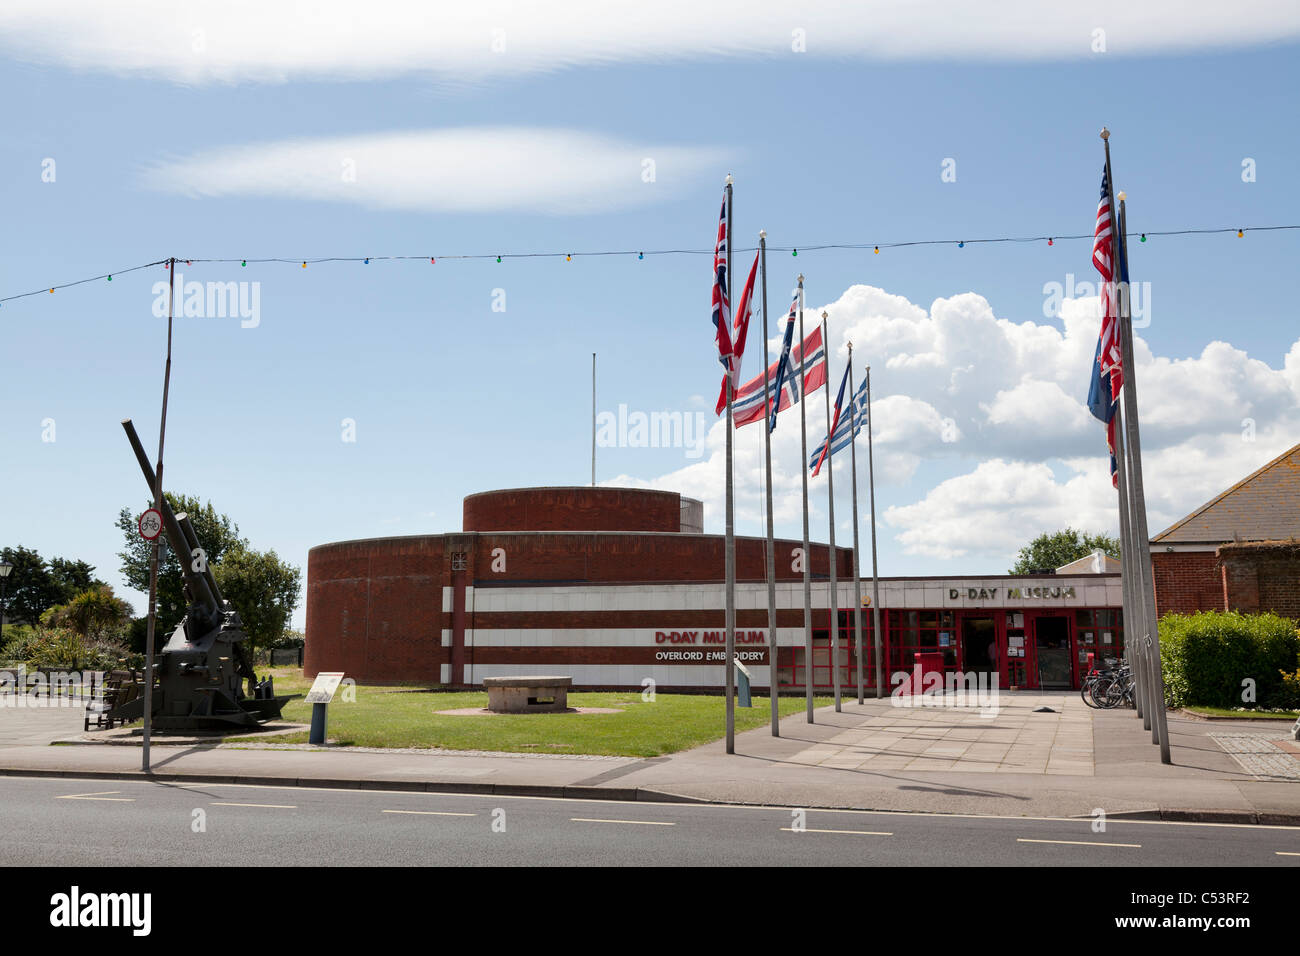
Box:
(591, 353, 596, 487)
(1102, 129, 1170, 763)
(798, 275, 814, 722)
(759, 232, 780, 736)
(867, 367, 883, 698)
(847, 346, 865, 705)
(142, 256, 176, 774)
(822, 311, 841, 714)
(1112, 408, 1149, 725)
(724, 176, 736, 755)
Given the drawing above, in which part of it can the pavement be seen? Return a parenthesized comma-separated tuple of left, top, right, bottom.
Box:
(2, 691, 1298, 824)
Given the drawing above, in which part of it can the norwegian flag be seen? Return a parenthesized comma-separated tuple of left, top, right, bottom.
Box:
(711, 194, 734, 381)
(732, 321, 827, 427)
(810, 360, 852, 477)
(715, 250, 760, 415)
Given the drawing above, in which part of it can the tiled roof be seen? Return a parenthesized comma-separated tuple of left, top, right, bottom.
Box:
(1152, 442, 1300, 543)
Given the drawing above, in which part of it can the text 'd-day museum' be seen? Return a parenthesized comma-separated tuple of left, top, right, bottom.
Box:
(305, 487, 1124, 692)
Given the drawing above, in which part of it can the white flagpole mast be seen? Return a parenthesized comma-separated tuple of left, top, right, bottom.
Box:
(866, 367, 883, 697)
(591, 353, 596, 487)
(821, 311, 841, 714)
(759, 232, 780, 736)
(847, 345, 865, 705)
(1101, 128, 1170, 764)
(797, 276, 814, 722)
(724, 175, 736, 755)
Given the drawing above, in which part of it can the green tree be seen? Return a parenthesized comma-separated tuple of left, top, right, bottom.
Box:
(42, 584, 134, 640)
(212, 544, 302, 659)
(1009, 528, 1121, 575)
(48, 558, 103, 597)
(1, 546, 64, 625)
(116, 494, 244, 633)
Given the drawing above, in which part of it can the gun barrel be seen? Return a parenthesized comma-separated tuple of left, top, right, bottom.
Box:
(121, 418, 218, 611)
(176, 511, 225, 607)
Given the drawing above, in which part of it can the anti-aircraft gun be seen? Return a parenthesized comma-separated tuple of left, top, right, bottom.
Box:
(99, 419, 293, 730)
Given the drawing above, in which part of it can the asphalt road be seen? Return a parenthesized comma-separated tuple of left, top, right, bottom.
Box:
(2, 776, 1299, 867)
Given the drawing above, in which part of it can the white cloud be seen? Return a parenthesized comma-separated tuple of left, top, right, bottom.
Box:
(143, 128, 726, 213)
(2, 2, 1297, 84)
(613, 281, 1300, 567)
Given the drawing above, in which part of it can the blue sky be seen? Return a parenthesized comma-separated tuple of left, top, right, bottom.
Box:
(2, 4, 1298, 625)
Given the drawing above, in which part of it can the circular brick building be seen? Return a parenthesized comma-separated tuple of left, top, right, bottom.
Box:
(305, 486, 1123, 692)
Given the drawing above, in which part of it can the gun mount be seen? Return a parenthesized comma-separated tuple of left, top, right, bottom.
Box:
(99, 419, 294, 731)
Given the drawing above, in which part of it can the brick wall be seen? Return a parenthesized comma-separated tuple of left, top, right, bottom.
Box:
(1219, 548, 1300, 619)
(1150, 550, 1223, 616)
(463, 487, 683, 533)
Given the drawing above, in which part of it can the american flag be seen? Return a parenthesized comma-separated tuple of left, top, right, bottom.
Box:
(715, 250, 759, 415)
(1087, 167, 1121, 487)
(1093, 170, 1123, 400)
(711, 194, 734, 381)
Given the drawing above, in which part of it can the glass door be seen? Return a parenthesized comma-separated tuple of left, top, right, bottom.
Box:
(1033, 615, 1072, 689)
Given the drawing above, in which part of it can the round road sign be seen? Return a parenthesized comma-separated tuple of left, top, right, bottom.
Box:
(138, 509, 163, 541)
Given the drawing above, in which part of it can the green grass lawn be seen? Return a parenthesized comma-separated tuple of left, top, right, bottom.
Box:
(1180, 704, 1299, 720)
(236, 668, 831, 757)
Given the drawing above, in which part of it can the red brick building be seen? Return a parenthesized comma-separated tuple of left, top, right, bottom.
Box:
(1150, 442, 1300, 617)
(306, 486, 1122, 692)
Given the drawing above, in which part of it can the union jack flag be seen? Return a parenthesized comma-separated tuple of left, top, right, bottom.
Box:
(715, 250, 759, 415)
(711, 194, 733, 381)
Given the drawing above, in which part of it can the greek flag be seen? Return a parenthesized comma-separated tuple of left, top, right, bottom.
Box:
(809, 375, 868, 475)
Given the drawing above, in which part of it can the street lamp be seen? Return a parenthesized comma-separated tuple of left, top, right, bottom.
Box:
(0, 560, 13, 649)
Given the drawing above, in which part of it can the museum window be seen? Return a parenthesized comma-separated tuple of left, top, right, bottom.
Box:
(1074, 608, 1124, 666)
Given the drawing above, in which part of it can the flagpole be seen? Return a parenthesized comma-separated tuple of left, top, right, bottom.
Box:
(723, 176, 736, 755)
(1102, 129, 1170, 764)
(867, 367, 883, 697)
(759, 232, 780, 736)
(847, 345, 865, 705)
(1111, 399, 1148, 725)
(821, 311, 841, 714)
(591, 353, 596, 487)
(798, 275, 814, 723)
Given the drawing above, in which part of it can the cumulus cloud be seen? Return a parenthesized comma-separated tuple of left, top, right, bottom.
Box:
(143, 128, 725, 214)
(612, 281, 1300, 567)
(1, 2, 1297, 84)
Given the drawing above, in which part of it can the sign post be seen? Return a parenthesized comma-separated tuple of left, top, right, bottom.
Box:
(305, 672, 346, 745)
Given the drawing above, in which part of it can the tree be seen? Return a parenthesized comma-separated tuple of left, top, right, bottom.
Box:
(116, 494, 244, 634)
(1009, 528, 1121, 575)
(0, 546, 102, 626)
(42, 584, 134, 640)
(212, 544, 302, 659)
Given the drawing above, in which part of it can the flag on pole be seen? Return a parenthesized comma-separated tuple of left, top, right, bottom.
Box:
(732, 323, 827, 427)
(1092, 169, 1123, 400)
(715, 250, 760, 415)
(1087, 167, 1121, 487)
(711, 194, 733, 378)
(810, 361, 853, 476)
(809, 376, 869, 472)
(766, 295, 799, 432)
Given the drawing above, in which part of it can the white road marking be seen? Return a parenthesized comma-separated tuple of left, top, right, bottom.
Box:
(781, 828, 892, 836)
(210, 801, 297, 809)
(571, 817, 675, 826)
(55, 791, 135, 802)
(382, 809, 476, 817)
(1017, 838, 1140, 848)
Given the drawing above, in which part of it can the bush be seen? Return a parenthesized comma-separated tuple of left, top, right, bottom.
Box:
(20, 626, 134, 672)
(1160, 611, 1300, 709)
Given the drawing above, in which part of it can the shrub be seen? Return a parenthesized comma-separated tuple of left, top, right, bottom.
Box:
(1159, 611, 1300, 710)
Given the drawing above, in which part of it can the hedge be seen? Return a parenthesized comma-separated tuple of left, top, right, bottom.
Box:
(1159, 611, 1300, 710)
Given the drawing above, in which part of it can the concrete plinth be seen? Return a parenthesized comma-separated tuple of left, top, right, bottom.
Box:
(482, 676, 572, 714)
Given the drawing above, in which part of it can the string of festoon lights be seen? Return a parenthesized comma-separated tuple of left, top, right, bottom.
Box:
(2, 223, 1297, 307)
